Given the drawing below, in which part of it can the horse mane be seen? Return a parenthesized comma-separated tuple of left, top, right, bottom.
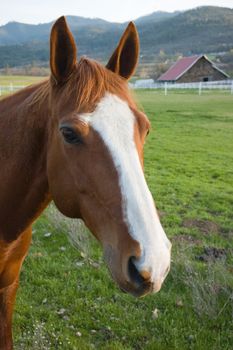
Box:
(69, 57, 137, 111)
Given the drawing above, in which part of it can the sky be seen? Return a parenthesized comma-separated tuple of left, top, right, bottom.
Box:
(0, 0, 233, 25)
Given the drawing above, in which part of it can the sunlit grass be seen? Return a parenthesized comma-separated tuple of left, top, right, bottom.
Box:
(0, 75, 45, 86)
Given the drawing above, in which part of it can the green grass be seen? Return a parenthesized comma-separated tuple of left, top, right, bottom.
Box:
(0, 75, 46, 96)
(2, 84, 233, 349)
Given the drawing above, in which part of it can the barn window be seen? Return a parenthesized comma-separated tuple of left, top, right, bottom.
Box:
(203, 77, 209, 82)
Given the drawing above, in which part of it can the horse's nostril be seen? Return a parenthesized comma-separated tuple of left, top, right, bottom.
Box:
(128, 257, 148, 287)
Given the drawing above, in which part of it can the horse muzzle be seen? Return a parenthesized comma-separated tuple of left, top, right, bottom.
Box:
(104, 245, 171, 298)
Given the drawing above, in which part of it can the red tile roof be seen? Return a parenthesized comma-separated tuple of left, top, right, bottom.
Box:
(158, 55, 202, 81)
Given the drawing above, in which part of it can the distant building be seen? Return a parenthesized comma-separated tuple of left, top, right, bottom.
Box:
(158, 55, 229, 83)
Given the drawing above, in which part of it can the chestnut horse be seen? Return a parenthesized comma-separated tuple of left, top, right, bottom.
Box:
(0, 17, 171, 349)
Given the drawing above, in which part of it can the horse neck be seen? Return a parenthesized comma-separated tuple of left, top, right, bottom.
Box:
(0, 82, 51, 241)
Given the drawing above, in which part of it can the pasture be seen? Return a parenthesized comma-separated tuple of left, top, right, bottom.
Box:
(1, 82, 233, 349)
(0, 75, 43, 96)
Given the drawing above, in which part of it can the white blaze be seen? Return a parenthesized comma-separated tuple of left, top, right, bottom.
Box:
(81, 93, 171, 287)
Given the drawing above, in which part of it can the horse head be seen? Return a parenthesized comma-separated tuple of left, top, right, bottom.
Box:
(47, 17, 171, 297)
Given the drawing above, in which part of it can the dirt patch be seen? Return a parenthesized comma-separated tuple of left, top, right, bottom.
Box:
(195, 247, 227, 263)
(182, 219, 219, 235)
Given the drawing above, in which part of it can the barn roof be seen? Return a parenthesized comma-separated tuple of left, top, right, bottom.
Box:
(158, 55, 229, 81)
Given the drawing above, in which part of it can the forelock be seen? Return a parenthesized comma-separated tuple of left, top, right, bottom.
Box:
(64, 57, 138, 112)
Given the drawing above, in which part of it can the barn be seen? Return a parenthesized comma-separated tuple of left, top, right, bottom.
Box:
(158, 55, 229, 83)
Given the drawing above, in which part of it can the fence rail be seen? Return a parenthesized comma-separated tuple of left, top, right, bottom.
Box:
(0, 84, 26, 96)
(131, 79, 233, 95)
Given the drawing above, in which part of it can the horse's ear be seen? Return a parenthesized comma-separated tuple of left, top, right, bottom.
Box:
(106, 22, 139, 80)
(50, 16, 77, 83)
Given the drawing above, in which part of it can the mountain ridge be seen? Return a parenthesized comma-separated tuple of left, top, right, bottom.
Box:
(0, 6, 232, 69)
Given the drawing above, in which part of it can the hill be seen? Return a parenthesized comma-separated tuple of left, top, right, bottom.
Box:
(0, 6, 232, 69)
(134, 11, 179, 25)
(139, 6, 233, 58)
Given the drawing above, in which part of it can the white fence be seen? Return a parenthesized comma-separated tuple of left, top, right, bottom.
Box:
(0, 84, 26, 96)
(132, 79, 233, 95)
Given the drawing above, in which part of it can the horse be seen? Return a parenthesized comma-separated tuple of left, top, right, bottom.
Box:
(0, 16, 171, 349)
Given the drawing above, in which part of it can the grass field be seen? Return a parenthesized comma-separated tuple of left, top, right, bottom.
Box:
(0, 75, 45, 96)
(1, 83, 233, 349)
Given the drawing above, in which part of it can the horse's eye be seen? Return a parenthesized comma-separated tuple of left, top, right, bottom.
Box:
(60, 126, 83, 145)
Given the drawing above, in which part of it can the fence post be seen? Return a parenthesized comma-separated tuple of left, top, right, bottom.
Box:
(10, 83, 13, 94)
(198, 82, 202, 96)
(231, 81, 233, 95)
(165, 82, 168, 96)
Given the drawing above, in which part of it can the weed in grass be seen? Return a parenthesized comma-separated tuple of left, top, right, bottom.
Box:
(45, 204, 91, 258)
(184, 257, 233, 320)
(17, 320, 52, 349)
